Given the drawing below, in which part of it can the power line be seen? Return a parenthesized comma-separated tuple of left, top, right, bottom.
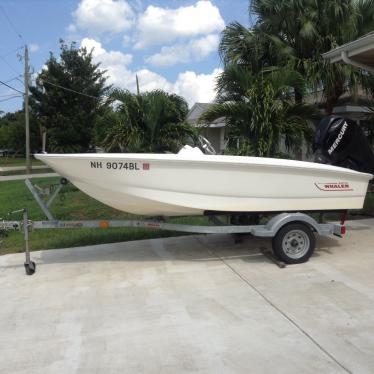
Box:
(0, 79, 24, 95)
(27, 76, 110, 102)
(0, 95, 22, 103)
(0, 54, 22, 76)
(15, 76, 24, 85)
(41, 79, 103, 100)
(0, 92, 21, 97)
(0, 46, 23, 59)
(0, 5, 25, 43)
(3, 74, 23, 84)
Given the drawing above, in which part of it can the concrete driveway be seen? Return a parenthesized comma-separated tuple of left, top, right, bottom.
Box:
(1, 218, 374, 374)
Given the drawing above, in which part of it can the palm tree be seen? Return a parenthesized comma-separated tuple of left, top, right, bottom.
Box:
(100, 89, 196, 153)
(219, 0, 374, 113)
(199, 65, 317, 157)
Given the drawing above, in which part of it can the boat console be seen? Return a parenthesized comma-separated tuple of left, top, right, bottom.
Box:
(314, 115, 374, 176)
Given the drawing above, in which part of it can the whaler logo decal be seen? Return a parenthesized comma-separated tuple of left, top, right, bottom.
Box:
(327, 121, 348, 155)
(315, 182, 353, 191)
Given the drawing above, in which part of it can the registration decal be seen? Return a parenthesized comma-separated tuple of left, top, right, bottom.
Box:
(90, 161, 141, 170)
(315, 182, 353, 191)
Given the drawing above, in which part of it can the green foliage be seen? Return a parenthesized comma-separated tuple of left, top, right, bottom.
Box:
(99, 89, 196, 153)
(211, 0, 374, 156)
(30, 40, 110, 152)
(360, 116, 374, 147)
(219, 22, 284, 73)
(0, 110, 39, 155)
(0, 157, 42, 167)
(200, 65, 316, 157)
(220, 0, 374, 113)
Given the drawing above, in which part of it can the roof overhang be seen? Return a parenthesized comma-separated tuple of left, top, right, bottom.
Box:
(332, 105, 374, 119)
(322, 32, 374, 73)
(194, 123, 225, 129)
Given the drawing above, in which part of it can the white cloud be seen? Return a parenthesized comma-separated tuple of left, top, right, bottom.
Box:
(80, 38, 140, 89)
(29, 43, 40, 53)
(122, 35, 132, 47)
(134, 68, 221, 106)
(135, 1, 225, 49)
(132, 68, 220, 106)
(81, 38, 106, 55)
(136, 69, 173, 92)
(66, 23, 77, 33)
(173, 68, 222, 105)
(145, 34, 219, 67)
(73, 0, 134, 34)
(81, 38, 133, 68)
(79, 38, 220, 106)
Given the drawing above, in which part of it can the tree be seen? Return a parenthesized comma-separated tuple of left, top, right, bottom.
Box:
(99, 89, 196, 153)
(0, 110, 39, 155)
(199, 65, 316, 157)
(219, 0, 374, 114)
(252, 0, 356, 111)
(30, 40, 109, 152)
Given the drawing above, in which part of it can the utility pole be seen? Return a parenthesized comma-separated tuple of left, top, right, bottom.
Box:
(24, 45, 31, 174)
(136, 74, 140, 95)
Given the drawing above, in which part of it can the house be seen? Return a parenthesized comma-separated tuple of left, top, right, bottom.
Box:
(187, 102, 311, 159)
(186, 103, 226, 154)
(188, 94, 373, 158)
(188, 32, 374, 156)
(322, 31, 374, 73)
(322, 31, 374, 128)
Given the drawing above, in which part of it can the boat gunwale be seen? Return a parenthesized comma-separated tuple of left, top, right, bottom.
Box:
(35, 153, 373, 180)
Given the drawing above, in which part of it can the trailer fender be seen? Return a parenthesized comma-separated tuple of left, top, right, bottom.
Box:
(252, 213, 323, 237)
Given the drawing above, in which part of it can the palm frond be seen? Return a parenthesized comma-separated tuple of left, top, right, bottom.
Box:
(199, 102, 252, 125)
(267, 68, 305, 97)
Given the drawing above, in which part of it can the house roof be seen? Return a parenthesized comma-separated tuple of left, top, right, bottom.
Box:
(186, 102, 225, 127)
(322, 32, 374, 72)
(332, 105, 373, 119)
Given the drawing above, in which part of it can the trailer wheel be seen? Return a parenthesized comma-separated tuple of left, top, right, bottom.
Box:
(24, 261, 36, 275)
(272, 223, 315, 264)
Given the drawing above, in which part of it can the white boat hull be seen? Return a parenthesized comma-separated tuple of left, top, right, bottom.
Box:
(35, 153, 372, 216)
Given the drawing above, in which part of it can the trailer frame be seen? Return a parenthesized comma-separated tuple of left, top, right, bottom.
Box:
(0, 178, 346, 275)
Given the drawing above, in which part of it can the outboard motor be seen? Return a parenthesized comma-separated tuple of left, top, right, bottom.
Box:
(313, 116, 374, 176)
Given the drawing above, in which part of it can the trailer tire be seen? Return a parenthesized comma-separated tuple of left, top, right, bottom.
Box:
(272, 223, 315, 264)
(24, 261, 36, 275)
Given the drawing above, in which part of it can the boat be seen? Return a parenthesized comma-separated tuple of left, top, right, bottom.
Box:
(35, 148, 372, 217)
(35, 116, 373, 217)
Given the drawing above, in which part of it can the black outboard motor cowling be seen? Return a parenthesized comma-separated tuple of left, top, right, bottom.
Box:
(313, 116, 374, 176)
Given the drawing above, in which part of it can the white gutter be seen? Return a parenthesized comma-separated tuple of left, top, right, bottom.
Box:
(341, 51, 374, 73)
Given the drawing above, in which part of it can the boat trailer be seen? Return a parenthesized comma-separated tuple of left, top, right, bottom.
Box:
(0, 179, 347, 275)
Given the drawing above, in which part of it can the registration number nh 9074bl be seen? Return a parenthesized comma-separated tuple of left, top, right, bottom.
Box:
(90, 161, 150, 170)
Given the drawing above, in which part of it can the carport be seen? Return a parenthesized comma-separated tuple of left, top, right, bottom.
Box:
(322, 31, 374, 72)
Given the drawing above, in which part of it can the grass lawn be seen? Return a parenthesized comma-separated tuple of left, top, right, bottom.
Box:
(1, 167, 52, 176)
(0, 157, 43, 167)
(0, 177, 207, 255)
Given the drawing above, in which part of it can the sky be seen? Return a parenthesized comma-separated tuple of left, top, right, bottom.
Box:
(0, 0, 252, 113)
